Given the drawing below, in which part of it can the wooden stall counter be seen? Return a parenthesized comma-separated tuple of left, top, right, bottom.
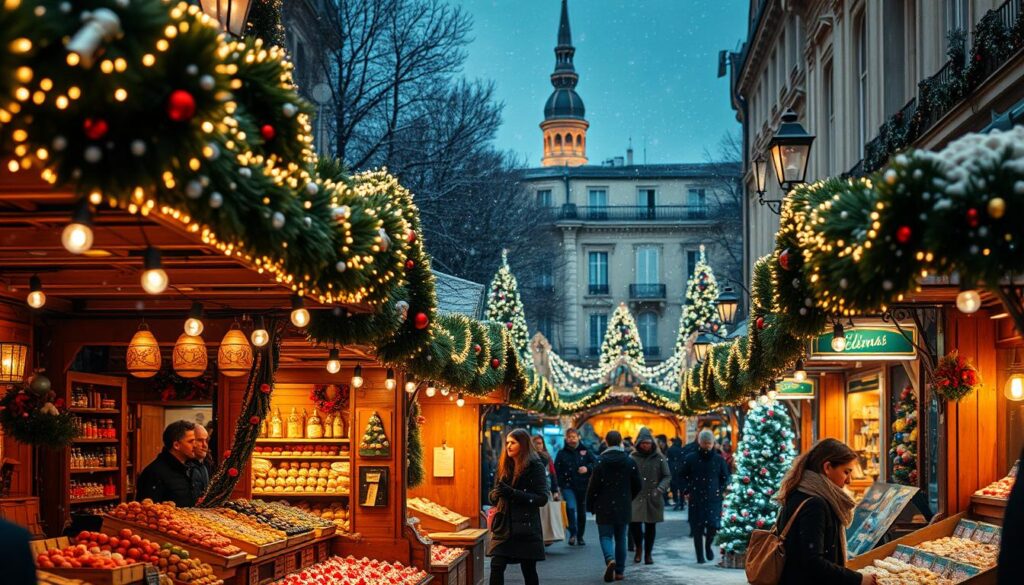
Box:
(428, 529, 487, 585)
(429, 549, 469, 585)
(970, 495, 1006, 525)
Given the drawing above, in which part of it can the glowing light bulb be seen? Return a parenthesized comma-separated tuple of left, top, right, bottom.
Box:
(251, 317, 269, 347)
(456, 393, 465, 407)
(425, 384, 437, 397)
(830, 323, 846, 352)
(386, 368, 397, 391)
(62, 222, 94, 254)
(184, 302, 204, 336)
(440, 386, 450, 397)
(26, 275, 45, 308)
(141, 247, 168, 294)
(351, 364, 363, 388)
(1005, 374, 1024, 401)
(290, 296, 310, 328)
(326, 349, 341, 374)
(793, 358, 807, 382)
(956, 288, 981, 314)
(405, 380, 417, 394)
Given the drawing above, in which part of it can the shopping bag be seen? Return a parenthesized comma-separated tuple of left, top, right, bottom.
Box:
(540, 501, 565, 544)
(560, 500, 569, 528)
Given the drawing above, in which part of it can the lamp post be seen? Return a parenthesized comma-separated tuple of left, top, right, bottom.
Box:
(198, 0, 254, 37)
(758, 109, 815, 215)
(693, 331, 714, 364)
(715, 287, 741, 328)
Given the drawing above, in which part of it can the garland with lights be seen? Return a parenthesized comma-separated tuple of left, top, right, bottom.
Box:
(407, 398, 424, 488)
(485, 250, 533, 368)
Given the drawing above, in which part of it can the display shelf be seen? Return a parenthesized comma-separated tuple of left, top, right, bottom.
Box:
(68, 408, 120, 414)
(70, 467, 120, 474)
(252, 491, 350, 498)
(73, 438, 119, 444)
(255, 438, 350, 444)
(254, 455, 350, 461)
(101, 516, 248, 569)
(70, 495, 120, 505)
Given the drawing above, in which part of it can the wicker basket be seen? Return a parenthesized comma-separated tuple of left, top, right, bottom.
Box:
(720, 551, 746, 569)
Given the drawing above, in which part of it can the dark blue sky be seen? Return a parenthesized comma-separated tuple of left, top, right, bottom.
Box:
(458, 0, 749, 167)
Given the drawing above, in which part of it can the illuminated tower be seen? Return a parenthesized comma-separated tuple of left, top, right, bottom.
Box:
(541, 0, 588, 167)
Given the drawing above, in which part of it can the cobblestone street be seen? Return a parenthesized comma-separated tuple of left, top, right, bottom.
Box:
(485, 510, 750, 584)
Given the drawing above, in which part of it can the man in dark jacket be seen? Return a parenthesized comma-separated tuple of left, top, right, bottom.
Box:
(137, 420, 209, 507)
(0, 518, 36, 585)
(666, 437, 686, 510)
(555, 428, 597, 545)
(588, 430, 641, 582)
(680, 430, 730, 564)
(998, 446, 1024, 585)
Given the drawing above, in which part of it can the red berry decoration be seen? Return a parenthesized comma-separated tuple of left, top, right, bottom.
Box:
(223, 450, 231, 458)
(166, 89, 197, 121)
(260, 124, 276, 141)
(755, 316, 765, 330)
(895, 225, 912, 244)
(491, 358, 500, 369)
(405, 259, 415, 270)
(406, 230, 416, 243)
(260, 383, 271, 394)
(249, 415, 260, 425)
(742, 476, 751, 484)
(227, 467, 239, 477)
(778, 248, 793, 271)
(414, 312, 429, 330)
(966, 208, 980, 228)
(756, 519, 765, 528)
(506, 322, 514, 330)
(83, 118, 109, 140)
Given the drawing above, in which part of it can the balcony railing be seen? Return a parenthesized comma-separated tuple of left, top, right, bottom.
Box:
(588, 283, 609, 295)
(629, 283, 667, 299)
(643, 346, 661, 358)
(558, 204, 710, 221)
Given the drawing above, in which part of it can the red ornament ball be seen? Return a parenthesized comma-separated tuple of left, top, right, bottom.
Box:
(166, 89, 197, 121)
(223, 450, 231, 458)
(249, 415, 260, 425)
(778, 248, 793, 271)
(768, 410, 775, 417)
(227, 467, 239, 477)
(406, 230, 416, 243)
(760, 467, 768, 475)
(896, 225, 912, 244)
(473, 344, 482, 353)
(260, 124, 276, 141)
(405, 259, 415, 270)
(83, 118, 109, 140)
(755, 317, 765, 330)
(506, 322, 514, 330)
(491, 358, 500, 369)
(414, 312, 429, 330)
(260, 383, 271, 394)
(742, 476, 751, 484)
(966, 207, 980, 228)
(756, 520, 765, 528)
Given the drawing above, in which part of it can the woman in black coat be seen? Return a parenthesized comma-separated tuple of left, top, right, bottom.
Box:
(774, 438, 874, 585)
(488, 429, 550, 585)
(679, 430, 730, 564)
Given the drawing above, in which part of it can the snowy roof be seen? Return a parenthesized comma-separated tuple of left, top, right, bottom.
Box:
(433, 270, 487, 319)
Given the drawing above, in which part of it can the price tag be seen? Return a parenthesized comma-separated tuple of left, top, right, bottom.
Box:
(144, 566, 161, 585)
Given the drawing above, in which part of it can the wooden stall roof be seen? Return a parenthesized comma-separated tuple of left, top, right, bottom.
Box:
(0, 176, 366, 316)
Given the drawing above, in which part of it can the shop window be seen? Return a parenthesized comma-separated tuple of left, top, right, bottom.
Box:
(847, 370, 882, 498)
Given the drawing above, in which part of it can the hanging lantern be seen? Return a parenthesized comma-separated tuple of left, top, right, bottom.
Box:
(218, 324, 253, 377)
(0, 341, 29, 383)
(126, 324, 161, 379)
(173, 333, 207, 378)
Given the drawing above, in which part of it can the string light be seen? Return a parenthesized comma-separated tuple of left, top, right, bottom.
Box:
(793, 358, 807, 382)
(757, 388, 770, 406)
(440, 386, 450, 397)
(141, 247, 169, 294)
(290, 295, 310, 328)
(184, 301, 204, 336)
(456, 392, 465, 407)
(26, 275, 46, 309)
(830, 323, 847, 352)
(352, 364, 363, 388)
(385, 368, 396, 391)
(251, 316, 269, 347)
(325, 348, 341, 374)
(956, 287, 981, 314)
(424, 382, 436, 397)
(62, 202, 94, 254)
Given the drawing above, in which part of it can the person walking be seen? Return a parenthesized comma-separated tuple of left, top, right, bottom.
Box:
(532, 435, 560, 499)
(587, 430, 641, 582)
(655, 435, 671, 507)
(487, 429, 550, 585)
(679, 429, 730, 564)
(628, 428, 671, 564)
(774, 438, 876, 585)
(677, 432, 700, 514)
(666, 437, 686, 510)
(555, 428, 596, 545)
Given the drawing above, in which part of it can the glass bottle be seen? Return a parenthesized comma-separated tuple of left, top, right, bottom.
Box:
(287, 407, 302, 439)
(332, 414, 345, 439)
(270, 408, 284, 438)
(306, 408, 323, 439)
(323, 414, 334, 439)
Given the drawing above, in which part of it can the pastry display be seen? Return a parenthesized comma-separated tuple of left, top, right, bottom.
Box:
(915, 537, 998, 569)
(108, 500, 241, 556)
(178, 508, 287, 546)
(292, 501, 351, 533)
(222, 500, 327, 535)
(251, 460, 350, 495)
(407, 497, 469, 525)
(859, 557, 953, 585)
(973, 474, 1015, 499)
(253, 444, 348, 457)
(430, 544, 466, 567)
(271, 555, 426, 585)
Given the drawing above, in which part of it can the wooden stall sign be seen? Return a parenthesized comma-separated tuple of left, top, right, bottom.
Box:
(359, 466, 389, 507)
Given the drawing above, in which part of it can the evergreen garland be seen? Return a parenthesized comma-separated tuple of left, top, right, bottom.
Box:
(407, 398, 424, 488)
(244, 0, 286, 48)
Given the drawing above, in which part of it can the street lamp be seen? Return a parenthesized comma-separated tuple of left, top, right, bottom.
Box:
(752, 155, 768, 196)
(716, 287, 740, 327)
(693, 331, 714, 363)
(768, 109, 815, 190)
(199, 0, 254, 37)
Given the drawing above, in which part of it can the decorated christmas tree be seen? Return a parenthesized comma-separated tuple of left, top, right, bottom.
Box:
(889, 385, 919, 486)
(358, 411, 390, 457)
(599, 303, 645, 369)
(676, 245, 724, 355)
(718, 401, 797, 556)
(485, 250, 533, 367)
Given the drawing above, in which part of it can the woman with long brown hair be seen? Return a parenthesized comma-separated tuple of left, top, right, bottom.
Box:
(775, 438, 876, 585)
(487, 429, 550, 585)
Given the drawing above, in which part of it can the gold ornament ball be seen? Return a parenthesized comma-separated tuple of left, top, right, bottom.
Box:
(988, 197, 1006, 219)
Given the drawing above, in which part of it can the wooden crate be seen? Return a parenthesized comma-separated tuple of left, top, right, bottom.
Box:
(312, 524, 336, 538)
(430, 551, 469, 585)
(238, 535, 335, 585)
(413, 511, 470, 533)
(848, 512, 997, 585)
(101, 516, 248, 569)
(29, 537, 146, 585)
(429, 529, 487, 585)
(970, 495, 1006, 525)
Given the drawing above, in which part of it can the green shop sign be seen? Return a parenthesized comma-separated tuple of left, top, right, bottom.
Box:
(776, 378, 816, 399)
(810, 326, 917, 360)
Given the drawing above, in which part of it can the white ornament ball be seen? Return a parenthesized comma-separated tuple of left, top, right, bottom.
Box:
(84, 146, 102, 163)
(205, 142, 220, 160)
(130, 140, 147, 156)
(335, 261, 347, 273)
(271, 212, 286, 229)
(303, 216, 312, 228)
(305, 182, 319, 196)
(333, 205, 351, 220)
(53, 136, 68, 151)
(209, 192, 224, 208)
(239, 167, 252, 179)
(282, 103, 297, 118)
(185, 180, 203, 199)
(199, 75, 215, 91)
(186, 64, 199, 75)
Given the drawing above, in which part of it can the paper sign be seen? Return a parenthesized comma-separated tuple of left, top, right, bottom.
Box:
(434, 446, 455, 478)
(893, 545, 915, 562)
(954, 519, 978, 539)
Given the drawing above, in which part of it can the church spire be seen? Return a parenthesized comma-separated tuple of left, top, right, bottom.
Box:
(540, 0, 589, 167)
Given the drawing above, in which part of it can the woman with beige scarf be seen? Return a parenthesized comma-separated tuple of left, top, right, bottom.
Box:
(774, 438, 876, 585)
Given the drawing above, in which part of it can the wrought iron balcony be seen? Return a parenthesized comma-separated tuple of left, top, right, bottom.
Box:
(557, 204, 710, 222)
(629, 283, 666, 299)
(588, 283, 610, 295)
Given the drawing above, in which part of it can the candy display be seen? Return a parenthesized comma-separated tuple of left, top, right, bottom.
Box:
(291, 501, 351, 533)
(155, 543, 224, 585)
(914, 537, 998, 569)
(177, 508, 287, 546)
(252, 460, 350, 495)
(223, 500, 332, 535)
(108, 500, 241, 556)
(430, 544, 466, 567)
(407, 497, 469, 525)
(860, 557, 953, 585)
(272, 555, 427, 585)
